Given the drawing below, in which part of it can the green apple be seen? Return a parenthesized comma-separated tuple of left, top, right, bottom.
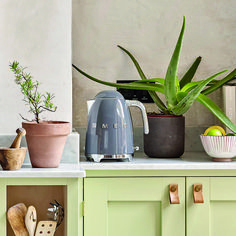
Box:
(204, 125, 225, 136)
(206, 129, 223, 136)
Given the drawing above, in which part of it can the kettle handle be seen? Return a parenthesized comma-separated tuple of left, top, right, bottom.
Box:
(126, 100, 149, 134)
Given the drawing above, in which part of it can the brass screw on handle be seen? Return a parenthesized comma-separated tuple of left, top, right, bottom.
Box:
(195, 185, 201, 192)
(171, 185, 177, 192)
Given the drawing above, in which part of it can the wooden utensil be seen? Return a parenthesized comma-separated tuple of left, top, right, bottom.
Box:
(25, 205, 37, 236)
(7, 203, 29, 236)
(35, 221, 57, 236)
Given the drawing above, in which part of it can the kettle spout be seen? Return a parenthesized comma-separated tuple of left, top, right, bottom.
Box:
(87, 100, 95, 114)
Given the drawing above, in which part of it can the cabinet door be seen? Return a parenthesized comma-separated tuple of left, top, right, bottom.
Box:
(187, 177, 236, 236)
(84, 177, 185, 236)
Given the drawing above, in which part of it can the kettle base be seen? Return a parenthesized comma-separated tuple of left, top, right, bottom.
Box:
(86, 154, 132, 162)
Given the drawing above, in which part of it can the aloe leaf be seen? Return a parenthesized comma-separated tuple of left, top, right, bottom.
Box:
(176, 91, 186, 102)
(202, 68, 236, 95)
(176, 76, 180, 93)
(164, 16, 185, 108)
(132, 78, 165, 84)
(179, 56, 202, 88)
(72, 64, 163, 91)
(197, 93, 236, 133)
(181, 81, 203, 92)
(181, 80, 219, 93)
(117, 45, 146, 81)
(171, 70, 227, 115)
(117, 45, 167, 112)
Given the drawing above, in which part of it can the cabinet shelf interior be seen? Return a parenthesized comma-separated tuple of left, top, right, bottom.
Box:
(7, 185, 67, 236)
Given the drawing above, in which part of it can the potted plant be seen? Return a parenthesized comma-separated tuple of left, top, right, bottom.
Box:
(72, 16, 236, 158)
(10, 61, 71, 167)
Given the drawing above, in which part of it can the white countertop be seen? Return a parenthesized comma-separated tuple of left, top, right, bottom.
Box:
(0, 164, 85, 178)
(80, 152, 236, 170)
(2, 152, 236, 178)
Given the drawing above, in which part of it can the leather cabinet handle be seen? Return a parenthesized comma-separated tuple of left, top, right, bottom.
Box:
(193, 184, 204, 203)
(169, 184, 180, 204)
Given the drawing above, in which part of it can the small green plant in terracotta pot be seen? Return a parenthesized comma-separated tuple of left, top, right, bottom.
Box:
(10, 61, 71, 167)
(72, 16, 236, 158)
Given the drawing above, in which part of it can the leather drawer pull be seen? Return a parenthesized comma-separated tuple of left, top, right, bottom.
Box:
(193, 184, 204, 203)
(169, 184, 180, 204)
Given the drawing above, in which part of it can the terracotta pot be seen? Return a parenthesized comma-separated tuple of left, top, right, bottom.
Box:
(22, 121, 71, 168)
(144, 115, 185, 158)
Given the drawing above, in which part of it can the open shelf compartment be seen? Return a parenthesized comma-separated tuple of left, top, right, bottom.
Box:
(7, 185, 67, 236)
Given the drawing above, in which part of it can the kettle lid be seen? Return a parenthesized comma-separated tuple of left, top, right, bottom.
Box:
(95, 90, 124, 99)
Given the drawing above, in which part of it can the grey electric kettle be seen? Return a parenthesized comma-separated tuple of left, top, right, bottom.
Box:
(85, 90, 149, 162)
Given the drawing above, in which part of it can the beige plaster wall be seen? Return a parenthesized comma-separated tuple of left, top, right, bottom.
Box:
(72, 0, 236, 128)
(0, 0, 72, 134)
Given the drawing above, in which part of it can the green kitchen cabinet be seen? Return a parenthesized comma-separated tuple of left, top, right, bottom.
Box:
(84, 177, 185, 236)
(83, 174, 236, 236)
(187, 177, 236, 236)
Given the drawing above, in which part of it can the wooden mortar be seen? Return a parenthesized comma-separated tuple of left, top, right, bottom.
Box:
(0, 128, 27, 170)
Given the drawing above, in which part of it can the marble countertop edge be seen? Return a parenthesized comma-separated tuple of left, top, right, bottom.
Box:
(0, 164, 85, 177)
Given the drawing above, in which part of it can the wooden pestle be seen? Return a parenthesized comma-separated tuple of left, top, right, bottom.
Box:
(10, 128, 26, 149)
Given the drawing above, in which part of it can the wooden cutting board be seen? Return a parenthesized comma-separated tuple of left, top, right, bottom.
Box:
(35, 221, 57, 236)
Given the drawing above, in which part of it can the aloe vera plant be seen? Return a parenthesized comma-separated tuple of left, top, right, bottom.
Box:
(73, 16, 236, 132)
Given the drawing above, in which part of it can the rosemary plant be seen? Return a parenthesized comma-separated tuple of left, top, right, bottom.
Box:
(9, 61, 57, 123)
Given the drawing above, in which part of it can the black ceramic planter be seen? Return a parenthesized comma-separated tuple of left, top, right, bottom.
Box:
(144, 115, 185, 158)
